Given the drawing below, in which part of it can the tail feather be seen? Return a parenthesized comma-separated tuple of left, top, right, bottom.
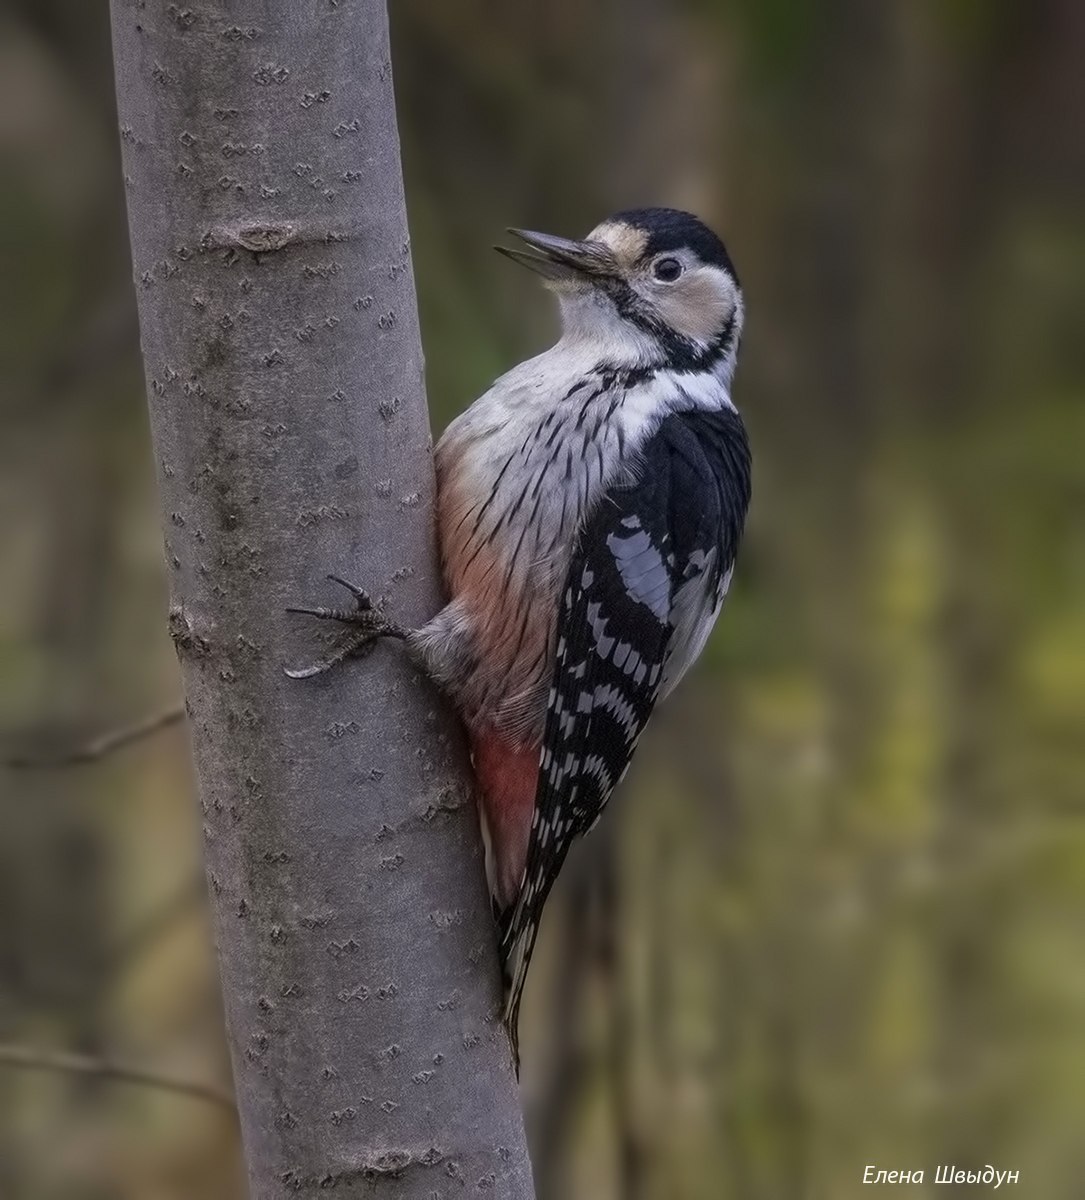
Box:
(497, 898, 542, 1076)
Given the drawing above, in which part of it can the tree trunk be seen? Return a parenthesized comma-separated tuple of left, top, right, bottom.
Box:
(108, 4, 535, 1197)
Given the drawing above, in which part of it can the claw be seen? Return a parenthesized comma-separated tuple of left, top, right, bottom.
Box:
(285, 572, 406, 680)
(327, 574, 372, 609)
(286, 576, 377, 623)
(283, 660, 335, 680)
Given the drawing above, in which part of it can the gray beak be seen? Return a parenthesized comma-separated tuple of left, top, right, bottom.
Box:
(495, 228, 616, 283)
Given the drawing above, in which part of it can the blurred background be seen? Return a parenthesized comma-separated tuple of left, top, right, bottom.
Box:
(1, 1, 1083, 1197)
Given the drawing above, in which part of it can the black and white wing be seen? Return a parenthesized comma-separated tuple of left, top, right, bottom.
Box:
(499, 407, 751, 1039)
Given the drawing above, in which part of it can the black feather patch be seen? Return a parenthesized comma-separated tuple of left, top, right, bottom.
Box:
(499, 406, 751, 1051)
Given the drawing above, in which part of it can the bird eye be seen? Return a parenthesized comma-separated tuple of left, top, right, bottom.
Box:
(652, 256, 683, 283)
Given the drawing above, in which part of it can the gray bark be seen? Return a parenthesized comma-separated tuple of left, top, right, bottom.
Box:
(108, 3, 535, 1197)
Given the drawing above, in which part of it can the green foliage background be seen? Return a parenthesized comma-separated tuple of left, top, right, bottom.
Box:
(1, 1, 1082, 1197)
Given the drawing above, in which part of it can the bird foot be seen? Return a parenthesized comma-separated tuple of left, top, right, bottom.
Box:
(285, 574, 405, 679)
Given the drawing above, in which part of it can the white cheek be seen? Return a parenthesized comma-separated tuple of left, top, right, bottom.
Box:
(653, 269, 736, 345)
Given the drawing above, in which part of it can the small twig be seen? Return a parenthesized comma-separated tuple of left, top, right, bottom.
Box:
(3, 704, 185, 769)
(0, 1042, 235, 1111)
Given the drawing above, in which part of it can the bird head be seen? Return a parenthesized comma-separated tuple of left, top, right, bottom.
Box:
(497, 207, 742, 375)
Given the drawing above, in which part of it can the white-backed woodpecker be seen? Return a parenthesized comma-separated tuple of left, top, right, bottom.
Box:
(287, 207, 752, 1065)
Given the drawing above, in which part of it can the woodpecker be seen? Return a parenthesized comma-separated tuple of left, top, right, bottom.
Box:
(287, 207, 751, 1061)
